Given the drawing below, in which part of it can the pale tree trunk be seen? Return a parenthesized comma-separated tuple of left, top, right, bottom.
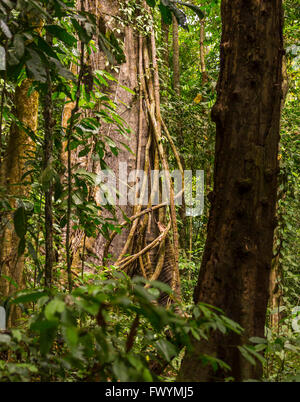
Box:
(179, 0, 283, 381)
(65, 0, 181, 301)
(172, 15, 180, 95)
(0, 79, 39, 325)
(199, 20, 207, 83)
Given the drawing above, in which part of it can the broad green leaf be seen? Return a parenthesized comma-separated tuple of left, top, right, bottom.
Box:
(44, 299, 65, 321)
(146, 0, 156, 7)
(26, 48, 47, 83)
(0, 19, 12, 38)
(176, 2, 205, 20)
(0, 334, 11, 344)
(63, 326, 79, 350)
(40, 326, 57, 355)
(249, 336, 267, 344)
(12, 290, 48, 304)
(13, 34, 25, 59)
(155, 339, 177, 362)
(18, 236, 25, 256)
(46, 25, 77, 47)
(14, 206, 27, 238)
(238, 346, 256, 366)
(159, 3, 172, 25)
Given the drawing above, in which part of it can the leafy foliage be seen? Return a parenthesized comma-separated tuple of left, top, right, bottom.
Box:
(0, 0, 299, 384)
(0, 272, 242, 381)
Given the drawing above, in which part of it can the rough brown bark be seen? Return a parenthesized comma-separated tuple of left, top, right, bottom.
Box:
(96, 2, 181, 299)
(178, 0, 283, 381)
(61, 1, 181, 300)
(161, 17, 170, 68)
(0, 79, 39, 324)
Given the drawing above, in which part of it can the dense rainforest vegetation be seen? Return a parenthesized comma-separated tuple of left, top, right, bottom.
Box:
(0, 0, 299, 383)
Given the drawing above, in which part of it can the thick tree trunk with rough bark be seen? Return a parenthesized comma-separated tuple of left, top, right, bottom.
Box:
(65, 0, 181, 300)
(0, 79, 39, 324)
(178, 0, 283, 381)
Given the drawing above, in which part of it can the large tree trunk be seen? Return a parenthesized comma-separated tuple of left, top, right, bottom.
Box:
(66, 0, 181, 300)
(178, 0, 283, 381)
(0, 79, 39, 325)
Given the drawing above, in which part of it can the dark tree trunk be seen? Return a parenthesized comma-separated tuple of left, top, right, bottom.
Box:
(161, 17, 169, 68)
(178, 0, 283, 381)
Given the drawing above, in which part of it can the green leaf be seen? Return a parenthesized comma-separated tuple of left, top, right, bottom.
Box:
(13, 34, 25, 59)
(0, 334, 11, 344)
(14, 206, 27, 238)
(45, 25, 77, 47)
(71, 18, 92, 44)
(0, 45, 5, 70)
(170, 5, 188, 30)
(40, 166, 55, 190)
(159, 3, 172, 25)
(26, 49, 47, 83)
(176, 2, 205, 19)
(0, 275, 18, 289)
(44, 299, 65, 321)
(155, 339, 177, 362)
(201, 354, 231, 372)
(63, 326, 79, 350)
(284, 343, 299, 353)
(50, 57, 75, 81)
(1, 0, 14, 9)
(150, 280, 172, 294)
(12, 290, 48, 304)
(119, 84, 135, 95)
(27, 0, 51, 18)
(143, 368, 153, 381)
(161, 0, 188, 29)
(11, 329, 22, 342)
(37, 36, 59, 60)
(78, 147, 90, 157)
(27, 241, 39, 266)
(238, 346, 256, 366)
(133, 284, 156, 303)
(18, 236, 26, 256)
(40, 326, 57, 355)
(0, 19, 12, 39)
(54, 179, 63, 201)
(146, 0, 156, 7)
(98, 33, 114, 64)
(249, 336, 267, 344)
(243, 345, 266, 364)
